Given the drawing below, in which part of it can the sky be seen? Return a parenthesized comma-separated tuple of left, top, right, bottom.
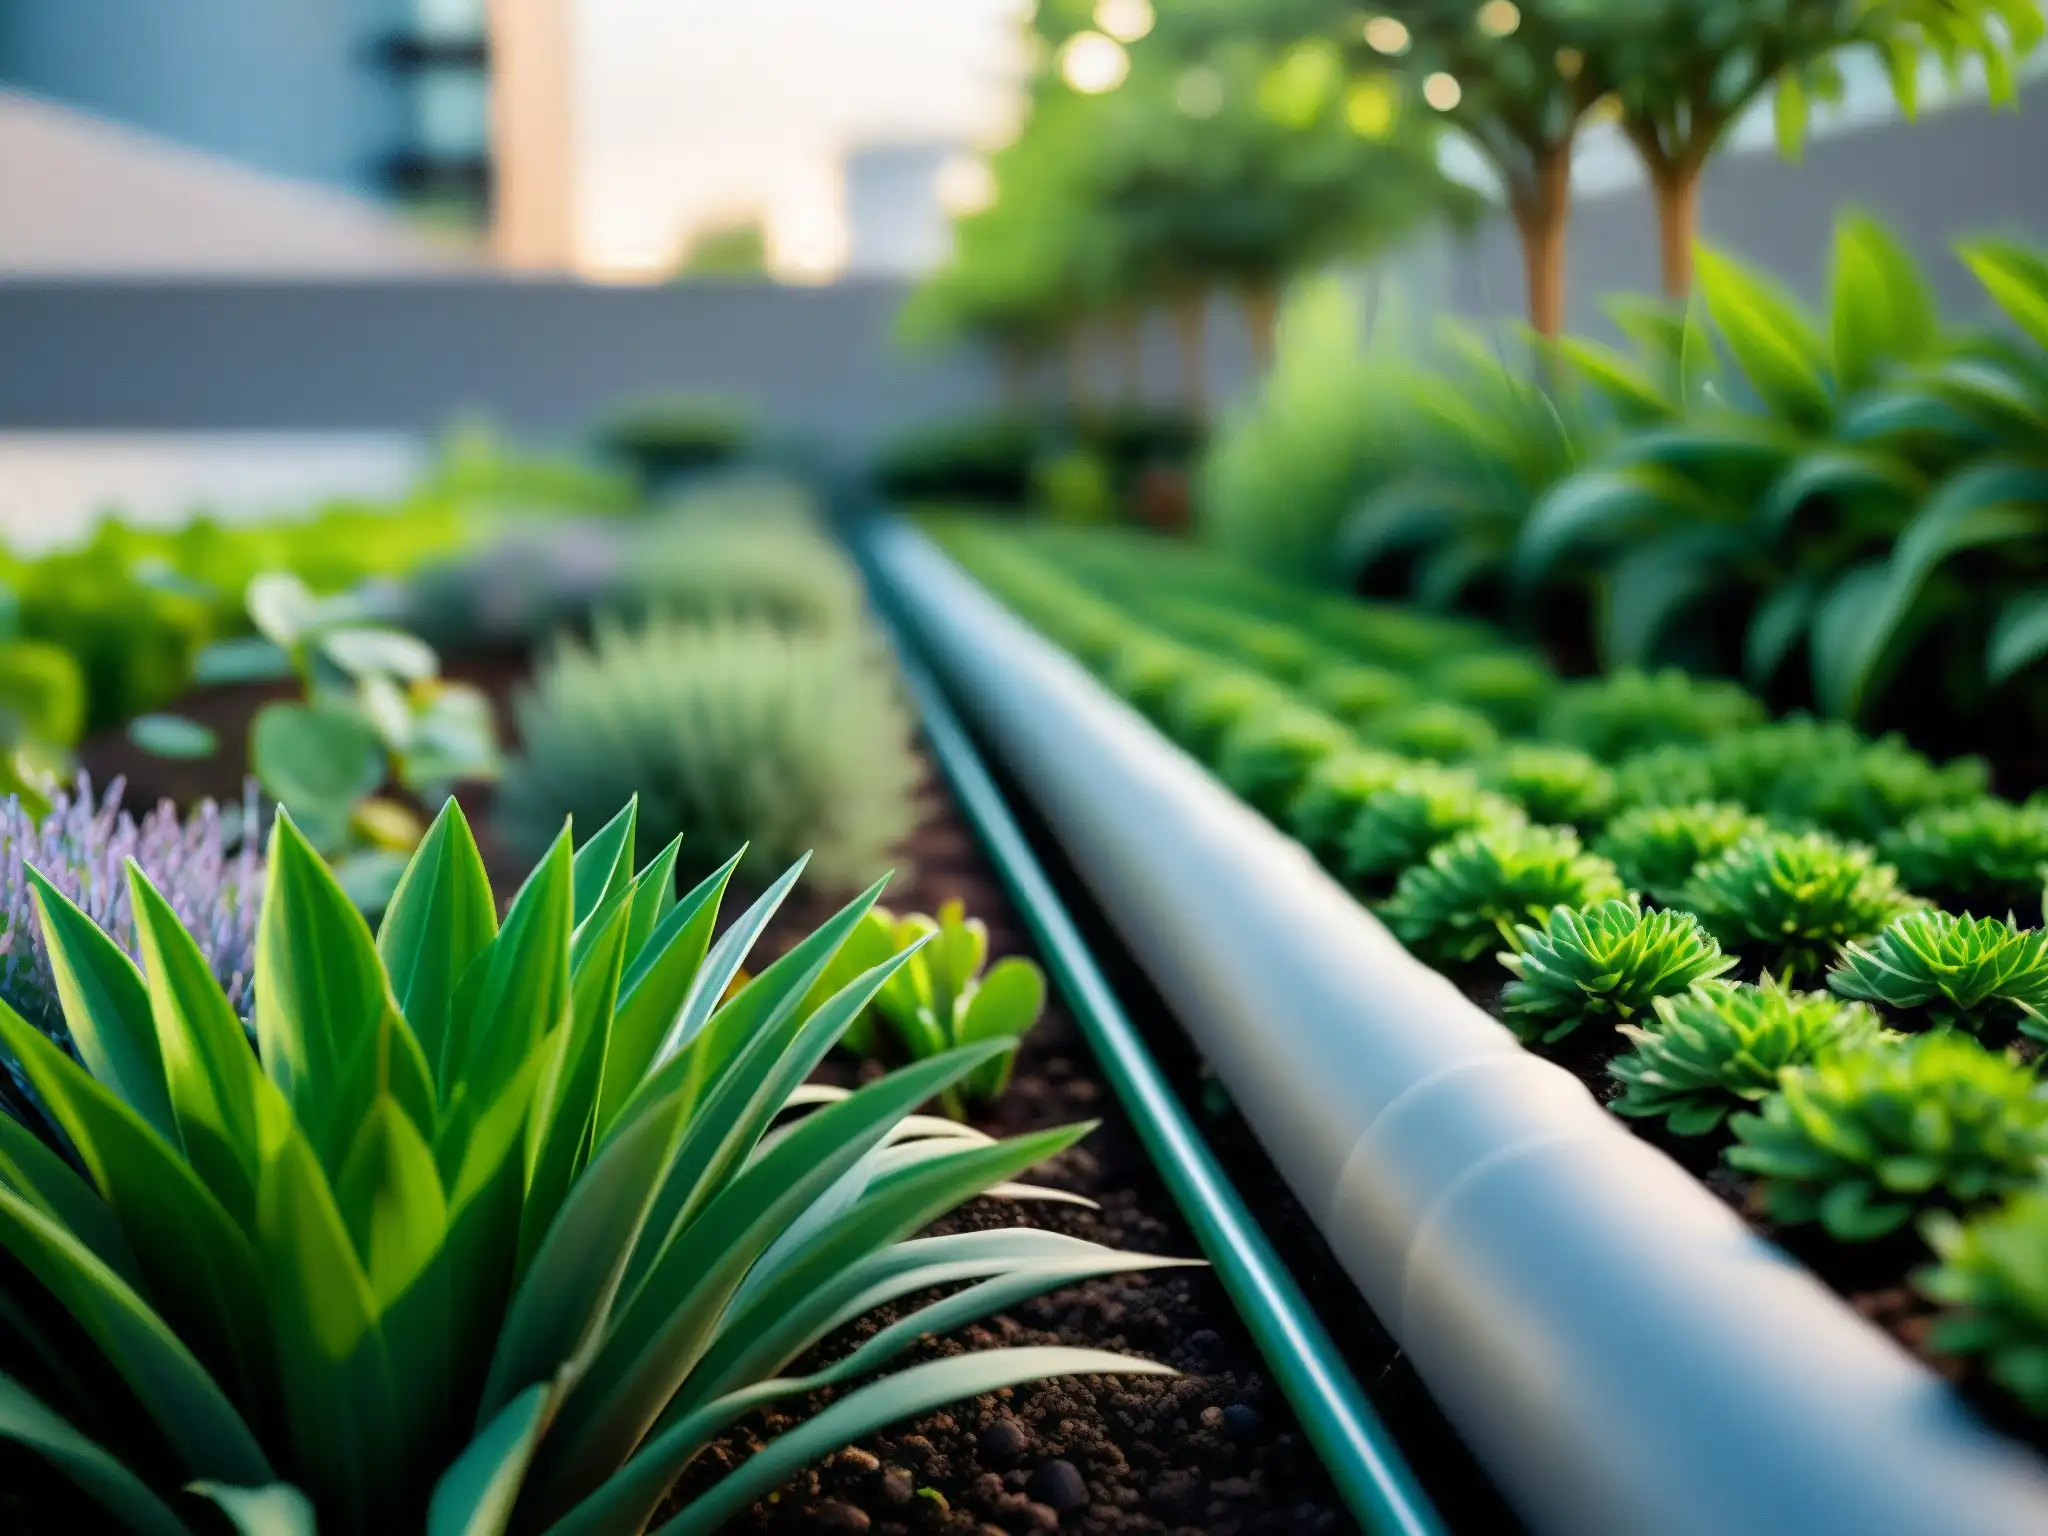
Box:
(573, 0, 1029, 279)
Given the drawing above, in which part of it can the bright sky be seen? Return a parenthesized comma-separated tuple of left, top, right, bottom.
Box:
(574, 0, 1029, 279)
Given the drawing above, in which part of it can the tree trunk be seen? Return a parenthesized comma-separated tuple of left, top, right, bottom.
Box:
(1170, 291, 1209, 417)
(1651, 161, 1702, 298)
(1510, 144, 1573, 338)
(1240, 281, 1280, 374)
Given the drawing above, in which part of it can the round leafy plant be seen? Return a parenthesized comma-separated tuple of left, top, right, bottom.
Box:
(1380, 823, 1626, 968)
(1541, 668, 1765, 762)
(1361, 700, 1501, 763)
(1593, 800, 1770, 904)
(1679, 830, 1925, 981)
(1215, 705, 1359, 819)
(1609, 979, 1886, 1135)
(1285, 748, 1410, 867)
(1476, 743, 1618, 830)
(1727, 1031, 2048, 1241)
(1829, 910, 2048, 1039)
(497, 616, 921, 893)
(1102, 635, 1208, 725)
(1163, 667, 1294, 759)
(1300, 663, 1415, 729)
(1501, 897, 1734, 1043)
(1880, 796, 2048, 919)
(1428, 649, 1556, 733)
(1340, 767, 1527, 892)
(1921, 1183, 2048, 1416)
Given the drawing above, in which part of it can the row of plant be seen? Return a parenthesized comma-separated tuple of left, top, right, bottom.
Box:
(1202, 213, 2048, 759)
(931, 513, 2048, 1434)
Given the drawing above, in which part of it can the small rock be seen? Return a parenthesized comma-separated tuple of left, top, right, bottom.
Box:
(1198, 1406, 1224, 1430)
(979, 1418, 1030, 1468)
(811, 1501, 871, 1532)
(878, 1467, 916, 1507)
(1222, 1403, 1260, 1439)
(1212, 1477, 1254, 1498)
(837, 1447, 881, 1474)
(1008, 1503, 1059, 1533)
(1026, 1459, 1088, 1513)
(1183, 1328, 1224, 1366)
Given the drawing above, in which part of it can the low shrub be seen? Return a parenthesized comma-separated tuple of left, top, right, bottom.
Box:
(1380, 823, 1625, 968)
(1829, 911, 2048, 1039)
(607, 486, 865, 635)
(1679, 830, 1925, 981)
(1593, 800, 1770, 905)
(1500, 898, 1733, 1043)
(1476, 743, 1617, 829)
(1340, 767, 1527, 891)
(1880, 797, 2048, 920)
(1921, 1183, 2048, 1415)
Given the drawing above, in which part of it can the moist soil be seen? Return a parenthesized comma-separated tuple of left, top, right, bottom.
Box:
(73, 670, 1517, 1534)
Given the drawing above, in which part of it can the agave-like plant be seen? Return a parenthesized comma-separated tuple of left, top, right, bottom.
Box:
(1500, 897, 1733, 1044)
(1540, 668, 1766, 763)
(1592, 799, 1769, 906)
(1426, 650, 1557, 734)
(1880, 796, 2048, 920)
(0, 800, 1179, 1532)
(1380, 823, 1626, 968)
(1828, 910, 2048, 1040)
(1340, 767, 1527, 892)
(1284, 748, 1410, 869)
(1360, 700, 1501, 764)
(1213, 705, 1359, 820)
(1475, 743, 1617, 830)
(1679, 829, 1925, 980)
(1299, 663, 1415, 731)
(1920, 1181, 2048, 1417)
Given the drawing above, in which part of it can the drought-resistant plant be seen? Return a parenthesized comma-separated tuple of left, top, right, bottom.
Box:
(1728, 1031, 2048, 1240)
(1214, 705, 1357, 819)
(1102, 635, 1208, 724)
(1381, 823, 1626, 968)
(1609, 979, 1886, 1135)
(1285, 748, 1411, 868)
(810, 900, 1048, 1117)
(1300, 662, 1415, 729)
(1921, 1183, 2048, 1417)
(1500, 897, 1733, 1043)
(607, 489, 866, 636)
(1679, 830, 1925, 980)
(1162, 668, 1295, 759)
(1340, 767, 1528, 891)
(0, 799, 1180, 1531)
(1593, 800, 1770, 904)
(1540, 669, 1766, 763)
(1361, 699, 1501, 763)
(497, 616, 921, 894)
(1476, 743, 1618, 830)
(1428, 650, 1557, 734)
(1880, 797, 2048, 919)
(1829, 911, 2048, 1039)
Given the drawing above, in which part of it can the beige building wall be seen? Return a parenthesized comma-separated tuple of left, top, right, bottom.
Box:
(489, 0, 579, 271)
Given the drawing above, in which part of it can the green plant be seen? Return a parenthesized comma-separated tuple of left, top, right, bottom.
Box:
(1428, 650, 1557, 733)
(1101, 635, 1209, 724)
(0, 590, 87, 816)
(1162, 668, 1295, 758)
(809, 900, 1048, 1116)
(1285, 748, 1411, 868)
(1609, 979, 1886, 1135)
(1921, 1182, 2048, 1416)
(1500, 897, 1733, 1043)
(0, 799, 1177, 1530)
(1728, 1032, 2048, 1240)
(1680, 830, 1924, 980)
(1829, 910, 2048, 1038)
(1476, 743, 1617, 829)
(1034, 448, 1123, 525)
(1593, 800, 1770, 904)
(1380, 823, 1626, 967)
(1880, 797, 2048, 918)
(594, 393, 756, 484)
(609, 488, 866, 635)
(1361, 699, 1501, 763)
(1214, 705, 1358, 818)
(1340, 767, 1528, 891)
(1299, 662, 1415, 728)
(497, 616, 920, 894)
(1540, 669, 1766, 762)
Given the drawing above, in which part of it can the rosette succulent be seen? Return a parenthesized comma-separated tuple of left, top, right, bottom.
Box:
(1361, 700, 1501, 764)
(1476, 744, 1618, 830)
(1428, 650, 1556, 733)
(1829, 911, 2048, 1039)
(1284, 748, 1410, 868)
(1680, 831, 1925, 981)
(1880, 797, 2048, 920)
(1102, 636, 1207, 725)
(1608, 980, 1886, 1135)
(1541, 669, 1765, 762)
(1380, 824, 1626, 968)
(1214, 705, 1359, 819)
(1921, 1184, 2048, 1415)
(1163, 668, 1293, 758)
(1300, 663, 1414, 729)
(1500, 898, 1734, 1043)
(1340, 767, 1527, 892)
(1593, 801, 1770, 904)
(1727, 1032, 2048, 1240)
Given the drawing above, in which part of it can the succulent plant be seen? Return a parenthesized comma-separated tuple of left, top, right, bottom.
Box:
(1476, 743, 1618, 830)
(1284, 748, 1411, 868)
(1501, 897, 1735, 1043)
(1380, 823, 1626, 968)
(1609, 979, 1887, 1135)
(1792, 736, 1989, 845)
(1829, 910, 2048, 1038)
(1921, 1183, 2048, 1416)
(1102, 636, 1207, 725)
(1880, 797, 2048, 920)
(1428, 650, 1556, 733)
(2, 775, 262, 1036)
(1593, 800, 1771, 904)
(1727, 1032, 2048, 1240)
(1361, 700, 1501, 763)
(1541, 668, 1766, 762)
(1340, 766, 1528, 891)
(1215, 705, 1359, 819)
(497, 616, 921, 893)
(1679, 830, 1925, 981)
(1163, 668, 1293, 758)
(1300, 663, 1415, 729)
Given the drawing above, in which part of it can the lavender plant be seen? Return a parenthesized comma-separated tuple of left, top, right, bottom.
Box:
(1679, 830, 1925, 981)
(1829, 911, 2048, 1039)
(1500, 898, 1734, 1044)
(1380, 824, 1626, 969)
(1593, 800, 1770, 905)
(1880, 797, 2048, 920)
(1, 775, 262, 1033)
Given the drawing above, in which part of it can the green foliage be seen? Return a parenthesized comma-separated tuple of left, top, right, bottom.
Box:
(1361, 699, 1501, 763)
(1880, 797, 2048, 919)
(875, 413, 1045, 506)
(1213, 705, 1357, 818)
(812, 900, 1049, 1115)
(1609, 979, 1886, 1135)
(1921, 1182, 2048, 1416)
(1679, 830, 1924, 980)
(1593, 800, 1770, 904)
(607, 489, 866, 635)
(1101, 635, 1210, 724)
(1299, 662, 1415, 728)
(497, 616, 921, 894)
(593, 394, 756, 486)
(1284, 747, 1411, 867)
(1380, 823, 1626, 968)
(0, 800, 1172, 1530)
(1728, 1032, 2048, 1240)
(1475, 743, 1617, 829)
(1162, 668, 1295, 759)
(1540, 669, 1766, 762)
(1340, 766, 1527, 891)
(1428, 649, 1557, 732)
(1034, 448, 1124, 526)
(1500, 897, 1734, 1043)
(1829, 911, 2048, 1038)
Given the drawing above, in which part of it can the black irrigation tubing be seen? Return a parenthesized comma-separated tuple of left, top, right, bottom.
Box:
(858, 531, 1447, 1536)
